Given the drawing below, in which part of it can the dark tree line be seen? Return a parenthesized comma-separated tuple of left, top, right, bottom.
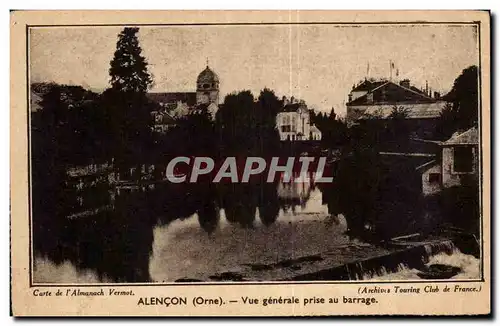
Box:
(216, 88, 281, 156)
(33, 28, 158, 175)
(436, 65, 479, 139)
(310, 108, 349, 148)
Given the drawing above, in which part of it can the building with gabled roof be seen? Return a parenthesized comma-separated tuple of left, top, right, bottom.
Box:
(347, 78, 445, 119)
(440, 127, 479, 189)
(415, 127, 479, 196)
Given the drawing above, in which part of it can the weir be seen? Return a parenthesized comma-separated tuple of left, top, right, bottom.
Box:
(288, 238, 470, 281)
(184, 235, 479, 282)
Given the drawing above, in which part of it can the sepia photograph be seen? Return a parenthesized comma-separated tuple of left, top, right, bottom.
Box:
(10, 10, 491, 316)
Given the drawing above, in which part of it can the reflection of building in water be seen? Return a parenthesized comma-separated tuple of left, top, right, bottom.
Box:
(277, 176, 313, 207)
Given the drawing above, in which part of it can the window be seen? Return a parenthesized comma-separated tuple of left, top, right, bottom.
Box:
(281, 125, 291, 132)
(203, 83, 210, 89)
(428, 173, 440, 184)
(453, 146, 474, 173)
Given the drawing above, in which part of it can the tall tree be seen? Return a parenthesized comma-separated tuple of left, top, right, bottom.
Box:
(256, 88, 281, 154)
(106, 27, 155, 176)
(386, 105, 410, 149)
(257, 88, 281, 125)
(109, 27, 153, 93)
(329, 107, 336, 120)
(216, 89, 281, 156)
(216, 90, 256, 155)
(440, 65, 479, 137)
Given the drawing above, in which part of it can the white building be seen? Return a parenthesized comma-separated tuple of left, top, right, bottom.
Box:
(276, 100, 322, 141)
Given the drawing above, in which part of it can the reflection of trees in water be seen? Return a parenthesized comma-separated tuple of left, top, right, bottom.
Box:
(33, 189, 155, 283)
(320, 152, 424, 242)
(33, 170, 332, 283)
(197, 199, 220, 235)
(149, 183, 201, 225)
(257, 182, 280, 226)
(221, 184, 258, 228)
(191, 181, 281, 228)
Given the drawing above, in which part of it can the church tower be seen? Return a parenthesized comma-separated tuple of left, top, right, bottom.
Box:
(196, 64, 219, 106)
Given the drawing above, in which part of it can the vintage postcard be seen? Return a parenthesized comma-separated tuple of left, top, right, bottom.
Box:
(10, 10, 491, 316)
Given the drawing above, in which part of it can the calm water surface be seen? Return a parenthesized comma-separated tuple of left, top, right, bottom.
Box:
(32, 173, 475, 283)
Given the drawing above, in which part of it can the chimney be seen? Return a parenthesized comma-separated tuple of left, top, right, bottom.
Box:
(399, 79, 410, 88)
(290, 96, 296, 104)
(434, 91, 441, 99)
(282, 96, 289, 105)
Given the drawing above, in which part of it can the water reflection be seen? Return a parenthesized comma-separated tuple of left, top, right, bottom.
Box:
(34, 190, 155, 283)
(32, 169, 436, 283)
(33, 171, 342, 282)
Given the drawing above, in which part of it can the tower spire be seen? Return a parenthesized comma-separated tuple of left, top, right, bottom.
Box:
(206, 57, 209, 67)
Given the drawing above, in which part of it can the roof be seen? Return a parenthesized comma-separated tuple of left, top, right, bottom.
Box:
(280, 103, 308, 113)
(151, 111, 176, 124)
(197, 66, 219, 84)
(379, 154, 437, 173)
(351, 79, 386, 92)
(310, 125, 321, 133)
(415, 160, 439, 172)
(347, 80, 434, 106)
(442, 127, 478, 146)
(357, 101, 446, 119)
(282, 103, 300, 112)
(147, 92, 197, 106)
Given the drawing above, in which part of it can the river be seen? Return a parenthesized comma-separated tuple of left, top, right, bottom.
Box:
(32, 172, 479, 283)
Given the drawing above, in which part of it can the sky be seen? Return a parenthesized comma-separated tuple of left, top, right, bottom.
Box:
(29, 24, 479, 115)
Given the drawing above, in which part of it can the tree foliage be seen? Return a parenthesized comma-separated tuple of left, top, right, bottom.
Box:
(109, 27, 153, 94)
(310, 109, 348, 148)
(105, 27, 155, 167)
(438, 65, 479, 138)
(216, 89, 280, 156)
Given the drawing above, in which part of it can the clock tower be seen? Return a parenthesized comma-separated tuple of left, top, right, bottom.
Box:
(196, 64, 219, 106)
